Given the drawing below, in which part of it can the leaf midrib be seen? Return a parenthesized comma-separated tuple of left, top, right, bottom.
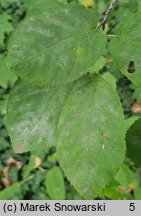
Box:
(9, 27, 98, 68)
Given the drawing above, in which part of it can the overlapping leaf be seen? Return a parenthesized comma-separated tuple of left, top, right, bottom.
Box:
(7, 5, 106, 86)
(57, 74, 126, 199)
(45, 166, 65, 199)
(6, 74, 126, 198)
(109, 12, 141, 87)
(0, 182, 21, 200)
(6, 79, 75, 153)
(115, 164, 139, 190)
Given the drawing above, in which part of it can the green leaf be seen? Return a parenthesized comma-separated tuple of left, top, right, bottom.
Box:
(89, 56, 105, 74)
(126, 118, 141, 166)
(134, 186, 141, 200)
(0, 57, 17, 88)
(115, 164, 139, 190)
(102, 72, 116, 90)
(0, 94, 9, 116)
(0, 182, 21, 200)
(0, 137, 9, 151)
(23, 155, 36, 179)
(0, 14, 13, 45)
(57, 74, 126, 199)
(24, 0, 65, 16)
(6, 79, 75, 153)
(126, 116, 140, 130)
(100, 179, 133, 200)
(7, 5, 106, 86)
(45, 166, 65, 199)
(109, 12, 141, 87)
(100, 180, 122, 200)
(8, 166, 18, 183)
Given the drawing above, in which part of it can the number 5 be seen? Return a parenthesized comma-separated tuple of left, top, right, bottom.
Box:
(129, 203, 135, 211)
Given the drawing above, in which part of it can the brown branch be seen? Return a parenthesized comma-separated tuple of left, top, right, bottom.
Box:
(98, 0, 117, 30)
